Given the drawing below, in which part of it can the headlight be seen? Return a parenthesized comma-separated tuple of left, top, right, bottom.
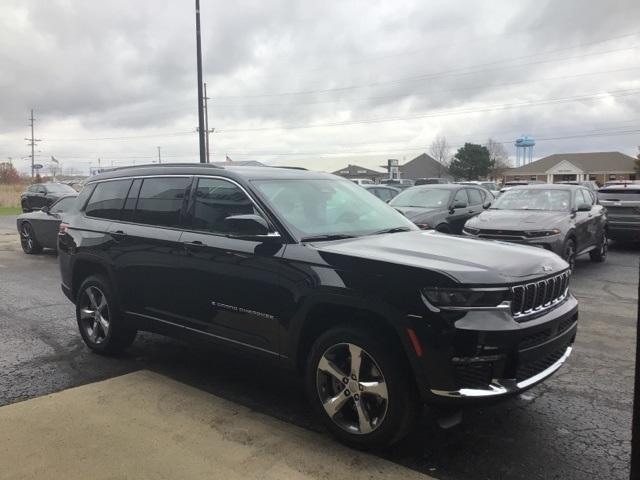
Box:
(421, 287, 508, 310)
(524, 229, 561, 238)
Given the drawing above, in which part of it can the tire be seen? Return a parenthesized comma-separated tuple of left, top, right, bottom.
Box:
(563, 238, 577, 271)
(589, 231, 608, 263)
(19, 222, 42, 254)
(305, 326, 420, 450)
(435, 223, 451, 234)
(75, 275, 137, 355)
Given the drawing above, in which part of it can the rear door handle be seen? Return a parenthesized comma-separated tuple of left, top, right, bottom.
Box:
(110, 230, 127, 241)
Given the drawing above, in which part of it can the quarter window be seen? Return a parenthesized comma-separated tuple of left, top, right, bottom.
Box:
(190, 177, 260, 234)
(85, 180, 132, 220)
(133, 177, 190, 227)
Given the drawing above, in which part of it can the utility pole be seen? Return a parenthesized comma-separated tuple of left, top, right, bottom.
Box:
(24, 109, 41, 178)
(195, 0, 206, 163)
(157, 146, 162, 164)
(204, 82, 211, 163)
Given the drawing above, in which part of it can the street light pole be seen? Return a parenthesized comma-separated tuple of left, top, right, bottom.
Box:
(195, 0, 206, 163)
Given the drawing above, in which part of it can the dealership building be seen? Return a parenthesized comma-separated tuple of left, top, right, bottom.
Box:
(502, 151, 637, 184)
(333, 153, 451, 182)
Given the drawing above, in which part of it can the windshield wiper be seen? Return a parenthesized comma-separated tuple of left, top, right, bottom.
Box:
(300, 234, 357, 242)
(370, 226, 412, 235)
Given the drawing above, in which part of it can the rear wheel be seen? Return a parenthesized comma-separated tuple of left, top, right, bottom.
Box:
(590, 231, 608, 262)
(435, 223, 451, 234)
(306, 326, 420, 449)
(76, 275, 136, 355)
(20, 222, 42, 254)
(563, 238, 577, 271)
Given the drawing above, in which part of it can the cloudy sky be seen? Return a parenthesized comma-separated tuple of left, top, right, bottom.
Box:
(1, 0, 639, 175)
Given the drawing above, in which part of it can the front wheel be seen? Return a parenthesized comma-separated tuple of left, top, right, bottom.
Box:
(306, 326, 420, 449)
(76, 275, 137, 355)
(590, 231, 608, 262)
(563, 238, 577, 271)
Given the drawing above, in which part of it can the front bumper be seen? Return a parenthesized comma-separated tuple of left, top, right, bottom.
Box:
(409, 293, 578, 403)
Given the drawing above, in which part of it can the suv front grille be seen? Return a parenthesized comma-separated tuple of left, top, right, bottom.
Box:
(511, 271, 570, 319)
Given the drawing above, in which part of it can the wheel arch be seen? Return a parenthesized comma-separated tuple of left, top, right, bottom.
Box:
(71, 257, 117, 302)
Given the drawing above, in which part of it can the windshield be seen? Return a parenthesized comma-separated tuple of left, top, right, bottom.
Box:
(492, 188, 571, 211)
(46, 183, 76, 193)
(252, 178, 416, 239)
(389, 188, 451, 208)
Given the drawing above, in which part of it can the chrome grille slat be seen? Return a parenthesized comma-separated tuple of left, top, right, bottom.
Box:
(511, 271, 571, 320)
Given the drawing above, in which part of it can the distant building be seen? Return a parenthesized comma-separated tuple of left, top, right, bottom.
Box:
(212, 160, 265, 167)
(502, 151, 637, 185)
(331, 164, 385, 182)
(382, 153, 451, 181)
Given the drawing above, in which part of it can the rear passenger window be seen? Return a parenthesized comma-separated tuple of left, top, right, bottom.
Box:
(466, 188, 483, 205)
(85, 180, 132, 220)
(453, 189, 468, 206)
(190, 177, 258, 234)
(133, 177, 190, 227)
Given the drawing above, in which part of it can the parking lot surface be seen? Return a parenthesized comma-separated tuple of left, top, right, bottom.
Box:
(0, 217, 636, 480)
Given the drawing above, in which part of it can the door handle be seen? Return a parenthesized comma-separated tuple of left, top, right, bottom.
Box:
(110, 230, 127, 241)
(183, 240, 205, 250)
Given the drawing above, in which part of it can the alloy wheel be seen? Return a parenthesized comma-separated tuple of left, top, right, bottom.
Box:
(20, 225, 33, 251)
(316, 343, 389, 435)
(79, 286, 110, 344)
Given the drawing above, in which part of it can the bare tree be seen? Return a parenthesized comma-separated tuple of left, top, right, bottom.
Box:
(486, 138, 510, 181)
(429, 135, 450, 177)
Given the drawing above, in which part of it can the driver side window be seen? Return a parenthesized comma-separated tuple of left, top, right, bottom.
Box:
(190, 177, 261, 234)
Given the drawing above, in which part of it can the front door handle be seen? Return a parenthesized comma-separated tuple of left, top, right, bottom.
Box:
(183, 240, 205, 251)
(110, 230, 127, 241)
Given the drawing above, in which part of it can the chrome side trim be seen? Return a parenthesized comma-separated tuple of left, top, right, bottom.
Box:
(431, 346, 572, 398)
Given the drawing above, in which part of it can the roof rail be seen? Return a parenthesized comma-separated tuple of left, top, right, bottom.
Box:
(109, 163, 224, 172)
(272, 166, 308, 171)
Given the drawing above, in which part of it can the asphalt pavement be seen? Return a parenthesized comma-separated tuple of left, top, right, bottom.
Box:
(0, 215, 637, 480)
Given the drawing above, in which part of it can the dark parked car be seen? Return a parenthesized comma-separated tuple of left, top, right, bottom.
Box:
(597, 184, 640, 242)
(414, 177, 450, 185)
(20, 182, 77, 212)
(380, 178, 414, 190)
(362, 184, 400, 202)
(388, 184, 493, 233)
(58, 164, 577, 449)
(17, 194, 77, 254)
(463, 185, 607, 269)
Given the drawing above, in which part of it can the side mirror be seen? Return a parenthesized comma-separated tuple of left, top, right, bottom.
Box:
(483, 201, 492, 209)
(223, 214, 279, 240)
(576, 203, 591, 212)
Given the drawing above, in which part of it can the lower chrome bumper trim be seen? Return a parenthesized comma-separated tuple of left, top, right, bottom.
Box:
(431, 346, 572, 398)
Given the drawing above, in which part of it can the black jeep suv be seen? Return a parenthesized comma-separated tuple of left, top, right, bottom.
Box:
(58, 164, 578, 449)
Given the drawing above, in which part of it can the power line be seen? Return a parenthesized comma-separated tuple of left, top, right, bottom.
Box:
(210, 42, 640, 100)
(216, 88, 640, 133)
(209, 66, 640, 109)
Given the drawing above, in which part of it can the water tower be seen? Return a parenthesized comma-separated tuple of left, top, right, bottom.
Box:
(515, 135, 535, 167)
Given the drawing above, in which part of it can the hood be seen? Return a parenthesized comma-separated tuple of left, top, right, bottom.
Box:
(466, 209, 569, 230)
(393, 206, 443, 220)
(315, 230, 568, 285)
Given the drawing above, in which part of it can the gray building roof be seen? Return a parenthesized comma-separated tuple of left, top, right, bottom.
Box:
(503, 151, 636, 175)
(332, 164, 384, 178)
(381, 153, 451, 180)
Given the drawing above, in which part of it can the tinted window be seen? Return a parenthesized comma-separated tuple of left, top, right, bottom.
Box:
(390, 188, 451, 208)
(134, 177, 190, 227)
(75, 183, 96, 212)
(191, 177, 258, 234)
(466, 188, 483, 205)
(376, 188, 394, 202)
(27, 185, 38, 193)
(85, 180, 132, 220)
(50, 197, 77, 213)
(453, 189, 468, 206)
(121, 179, 142, 222)
(45, 183, 76, 194)
(37, 185, 47, 194)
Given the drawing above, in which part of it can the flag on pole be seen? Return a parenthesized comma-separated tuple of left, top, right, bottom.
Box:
(50, 156, 59, 164)
(225, 155, 233, 163)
